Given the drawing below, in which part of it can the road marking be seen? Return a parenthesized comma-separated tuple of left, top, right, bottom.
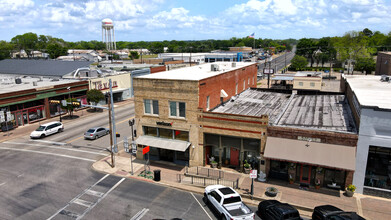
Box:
(190, 192, 213, 220)
(85, 189, 104, 197)
(4, 142, 107, 156)
(73, 198, 94, 208)
(66, 116, 135, 144)
(0, 182, 5, 187)
(130, 208, 149, 220)
(355, 194, 364, 216)
(0, 147, 96, 162)
(76, 177, 125, 220)
(32, 140, 67, 146)
(47, 174, 110, 220)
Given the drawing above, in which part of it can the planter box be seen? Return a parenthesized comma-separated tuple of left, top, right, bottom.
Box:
(265, 187, 278, 197)
(346, 190, 354, 197)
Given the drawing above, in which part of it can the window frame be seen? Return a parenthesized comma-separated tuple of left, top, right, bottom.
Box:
(144, 99, 159, 116)
(169, 101, 186, 118)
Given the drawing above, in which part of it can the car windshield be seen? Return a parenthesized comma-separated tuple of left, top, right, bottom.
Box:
(87, 129, 96, 133)
(36, 126, 45, 131)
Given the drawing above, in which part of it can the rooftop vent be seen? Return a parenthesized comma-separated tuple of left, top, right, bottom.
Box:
(15, 78, 22, 84)
(380, 75, 390, 82)
(232, 62, 236, 67)
(211, 64, 219, 71)
(33, 81, 38, 86)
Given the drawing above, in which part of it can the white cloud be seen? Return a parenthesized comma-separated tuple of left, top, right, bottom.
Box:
(0, 0, 34, 13)
(146, 7, 207, 30)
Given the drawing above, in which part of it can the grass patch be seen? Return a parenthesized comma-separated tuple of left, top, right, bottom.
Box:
(141, 54, 158, 58)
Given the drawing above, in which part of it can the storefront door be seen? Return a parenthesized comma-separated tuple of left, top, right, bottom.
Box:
(230, 148, 239, 166)
(16, 112, 23, 126)
(22, 112, 28, 125)
(160, 149, 174, 162)
(205, 146, 211, 165)
(300, 164, 312, 184)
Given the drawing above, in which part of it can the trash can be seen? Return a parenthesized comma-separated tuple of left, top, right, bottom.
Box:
(153, 169, 161, 182)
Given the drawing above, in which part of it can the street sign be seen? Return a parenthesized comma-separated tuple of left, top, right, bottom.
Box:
(250, 170, 257, 179)
(124, 137, 129, 153)
(142, 146, 150, 155)
(131, 141, 137, 154)
(263, 68, 274, 74)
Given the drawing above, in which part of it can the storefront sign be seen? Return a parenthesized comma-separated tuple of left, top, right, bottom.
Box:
(156, 121, 173, 126)
(297, 136, 321, 143)
(96, 81, 118, 90)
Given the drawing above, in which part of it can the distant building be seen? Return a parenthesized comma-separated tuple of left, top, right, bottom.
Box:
(375, 52, 391, 75)
(65, 50, 102, 62)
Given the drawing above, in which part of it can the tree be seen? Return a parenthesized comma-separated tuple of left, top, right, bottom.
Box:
(0, 41, 13, 60)
(11, 32, 38, 58)
(129, 51, 139, 60)
(296, 38, 316, 67)
(61, 98, 78, 118)
(362, 28, 373, 37)
(87, 89, 105, 111)
(47, 43, 67, 59)
(355, 57, 375, 75)
(290, 55, 308, 69)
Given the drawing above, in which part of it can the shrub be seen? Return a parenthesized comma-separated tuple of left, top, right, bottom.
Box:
(347, 184, 356, 192)
(244, 160, 250, 168)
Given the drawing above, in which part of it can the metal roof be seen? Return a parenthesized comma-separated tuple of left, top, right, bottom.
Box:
(0, 59, 93, 77)
(272, 76, 294, 81)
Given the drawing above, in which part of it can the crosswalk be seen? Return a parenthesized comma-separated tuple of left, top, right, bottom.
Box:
(47, 174, 125, 220)
(0, 139, 109, 162)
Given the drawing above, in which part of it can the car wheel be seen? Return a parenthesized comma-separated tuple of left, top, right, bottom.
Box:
(203, 193, 209, 205)
(106, 130, 109, 135)
(95, 135, 98, 140)
(40, 134, 45, 138)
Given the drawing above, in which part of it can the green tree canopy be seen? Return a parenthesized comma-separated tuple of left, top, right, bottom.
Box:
(290, 55, 308, 69)
(355, 57, 375, 75)
(47, 43, 67, 59)
(87, 89, 105, 105)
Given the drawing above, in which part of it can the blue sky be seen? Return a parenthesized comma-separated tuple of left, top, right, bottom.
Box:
(0, 0, 390, 42)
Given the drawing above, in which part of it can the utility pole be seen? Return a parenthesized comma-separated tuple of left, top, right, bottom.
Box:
(107, 79, 118, 167)
(128, 119, 136, 175)
(107, 91, 115, 168)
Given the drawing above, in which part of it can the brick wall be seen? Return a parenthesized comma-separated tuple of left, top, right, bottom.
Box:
(267, 126, 358, 147)
(375, 52, 391, 75)
(150, 65, 166, 73)
(198, 63, 257, 110)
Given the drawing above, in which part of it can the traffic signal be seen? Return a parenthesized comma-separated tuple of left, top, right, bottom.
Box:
(116, 132, 120, 137)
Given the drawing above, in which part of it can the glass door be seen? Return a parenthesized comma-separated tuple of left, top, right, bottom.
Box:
(16, 112, 23, 126)
(300, 164, 312, 184)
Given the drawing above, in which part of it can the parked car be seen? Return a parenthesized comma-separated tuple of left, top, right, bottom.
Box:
(84, 127, 110, 140)
(257, 200, 300, 220)
(30, 121, 64, 139)
(312, 205, 365, 220)
(204, 185, 254, 220)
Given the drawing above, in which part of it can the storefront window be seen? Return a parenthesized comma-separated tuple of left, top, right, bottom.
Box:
(270, 160, 289, 173)
(176, 149, 189, 161)
(174, 130, 189, 141)
(324, 169, 345, 186)
(159, 128, 173, 139)
(365, 146, 391, 190)
(143, 126, 157, 136)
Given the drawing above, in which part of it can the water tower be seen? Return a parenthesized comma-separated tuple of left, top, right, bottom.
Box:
(102, 18, 116, 50)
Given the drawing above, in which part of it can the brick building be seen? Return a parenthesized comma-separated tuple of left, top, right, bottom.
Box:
(133, 62, 258, 167)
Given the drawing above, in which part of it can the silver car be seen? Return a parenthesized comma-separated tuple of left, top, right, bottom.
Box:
(84, 127, 110, 140)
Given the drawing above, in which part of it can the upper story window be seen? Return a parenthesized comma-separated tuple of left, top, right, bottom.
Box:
(144, 99, 159, 115)
(248, 77, 250, 85)
(169, 101, 186, 118)
(235, 83, 238, 94)
(243, 80, 246, 90)
(206, 96, 210, 111)
(299, 82, 303, 86)
(310, 82, 315, 87)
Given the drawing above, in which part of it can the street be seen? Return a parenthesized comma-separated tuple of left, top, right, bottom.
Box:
(257, 51, 295, 77)
(0, 102, 262, 220)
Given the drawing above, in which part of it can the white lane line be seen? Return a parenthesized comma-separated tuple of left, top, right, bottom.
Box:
(31, 140, 67, 146)
(76, 177, 126, 220)
(3, 142, 107, 156)
(0, 147, 96, 162)
(190, 192, 213, 220)
(47, 174, 110, 220)
(130, 208, 149, 220)
(0, 182, 5, 187)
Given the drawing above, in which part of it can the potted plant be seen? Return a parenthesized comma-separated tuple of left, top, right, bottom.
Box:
(243, 160, 251, 174)
(316, 167, 323, 174)
(210, 157, 217, 168)
(346, 184, 356, 197)
(315, 179, 321, 189)
(265, 187, 278, 197)
(289, 174, 294, 184)
(289, 162, 296, 170)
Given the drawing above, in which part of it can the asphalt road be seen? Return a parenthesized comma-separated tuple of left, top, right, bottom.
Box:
(257, 52, 295, 77)
(0, 103, 263, 220)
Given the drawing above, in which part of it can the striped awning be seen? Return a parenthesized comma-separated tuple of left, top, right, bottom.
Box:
(135, 135, 191, 152)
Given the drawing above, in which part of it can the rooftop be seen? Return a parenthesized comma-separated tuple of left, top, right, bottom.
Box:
(136, 62, 255, 81)
(344, 75, 391, 109)
(276, 94, 356, 132)
(0, 74, 81, 94)
(0, 59, 93, 77)
(212, 89, 291, 122)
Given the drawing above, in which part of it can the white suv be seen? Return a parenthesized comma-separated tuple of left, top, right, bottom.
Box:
(30, 121, 64, 139)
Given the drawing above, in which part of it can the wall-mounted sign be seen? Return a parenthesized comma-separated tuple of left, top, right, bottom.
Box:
(297, 136, 321, 143)
(156, 121, 173, 126)
(94, 81, 118, 90)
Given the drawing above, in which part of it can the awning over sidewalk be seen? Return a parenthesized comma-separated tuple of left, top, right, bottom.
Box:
(264, 137, 356, 171)
(136, 135, 191, 152)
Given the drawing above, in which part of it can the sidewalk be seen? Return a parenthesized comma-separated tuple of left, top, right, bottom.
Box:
(0, 99, 134, 143)
(92, 152, 391, 220)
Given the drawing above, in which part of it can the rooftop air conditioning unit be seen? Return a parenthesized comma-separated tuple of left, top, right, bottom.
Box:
(15, 78, 22, 84)
(211, 64, 219, 71)
(33, 81, 38, 86)
(380, 75, 390, 82)
(232, 62, 236, 67)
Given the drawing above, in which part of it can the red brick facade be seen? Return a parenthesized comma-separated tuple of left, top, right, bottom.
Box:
(375, 52, 391, 75)
(150, 65, 166, 74)
(198, 63, 257, 110)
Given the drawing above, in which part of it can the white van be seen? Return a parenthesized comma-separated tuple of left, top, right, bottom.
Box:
(30, 121, 64, 139)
